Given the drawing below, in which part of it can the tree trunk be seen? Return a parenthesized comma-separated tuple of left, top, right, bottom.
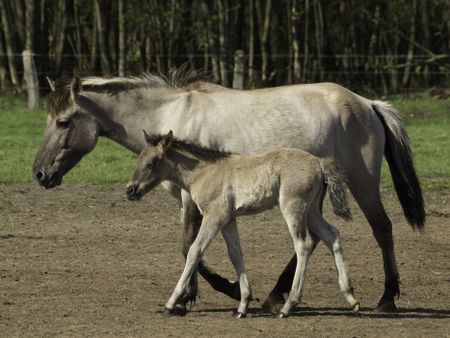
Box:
(232, 49, 244, 89)
(23, 0, 38, 108)
(402, 0, 417, 87)
(200, 1, 220, 83)
(0, 0, 20, 87)
(255, 0, 272, 83)
(217, 0, 229, 86)
(302, 0, 309, 83)
(118, 0, 125, 76)
(94, 0, 111, 74)
(291, 0, 301, 82)
(247, 0, 255, 87)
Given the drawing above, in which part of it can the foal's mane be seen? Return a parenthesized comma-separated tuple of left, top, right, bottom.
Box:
(147, 133, 231, 162)
(46, 66, 208, 117)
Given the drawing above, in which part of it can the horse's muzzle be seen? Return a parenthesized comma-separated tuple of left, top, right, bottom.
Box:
(34, 169, 61, 189)
(126, 185, 142, 201)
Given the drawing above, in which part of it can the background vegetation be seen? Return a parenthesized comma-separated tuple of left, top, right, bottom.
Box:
(0, 0, 449, 95)
(0, 93, 449, 190)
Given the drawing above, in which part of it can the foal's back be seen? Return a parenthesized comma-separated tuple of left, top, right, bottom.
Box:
(191, 148, 323, 216)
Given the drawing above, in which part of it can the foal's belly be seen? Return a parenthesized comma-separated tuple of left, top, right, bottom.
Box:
(233, 189, 278, 216)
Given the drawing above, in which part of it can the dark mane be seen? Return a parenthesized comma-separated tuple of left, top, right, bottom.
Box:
(147, 133, 231, 162)
(46, 66, 209, 117)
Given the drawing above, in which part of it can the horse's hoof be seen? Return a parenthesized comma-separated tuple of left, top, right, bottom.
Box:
(163, 305, 187, 317)
(233, 311, 247, 319)
(261, 292, 285, 313)
(374, 300, 397, 313)
(352, 302, 360, 313)
(277, 312, 288, 319)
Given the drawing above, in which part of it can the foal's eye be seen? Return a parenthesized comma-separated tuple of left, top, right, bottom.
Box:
(56, 119, 70, 129)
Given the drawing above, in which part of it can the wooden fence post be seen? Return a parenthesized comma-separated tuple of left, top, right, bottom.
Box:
(233, 50, 244, 90)
(22, 50, 39, 108)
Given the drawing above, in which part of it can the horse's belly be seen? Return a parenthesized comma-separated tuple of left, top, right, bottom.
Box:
(234, 188, 278, 216)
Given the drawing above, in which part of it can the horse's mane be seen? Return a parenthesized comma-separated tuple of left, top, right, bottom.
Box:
(146, 133, 231, 162)
(46, 66, 209, 117)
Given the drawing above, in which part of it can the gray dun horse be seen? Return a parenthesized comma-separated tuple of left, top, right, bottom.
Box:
(33, 69, 424, 314)
(126, 131, 360, 318)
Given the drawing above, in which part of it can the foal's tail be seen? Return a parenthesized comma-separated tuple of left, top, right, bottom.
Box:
(320, 159, 352, 221)
(372, 100, 425, 230)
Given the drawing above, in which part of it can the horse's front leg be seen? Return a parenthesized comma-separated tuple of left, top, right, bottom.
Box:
(165, 214, 226, 314)
(179, 191, 240, 308)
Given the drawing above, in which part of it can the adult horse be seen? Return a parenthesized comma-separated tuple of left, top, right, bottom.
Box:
(33, 70, 424, 314)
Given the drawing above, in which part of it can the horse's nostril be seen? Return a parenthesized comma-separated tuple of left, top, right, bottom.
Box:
(35, 169, 46, 181)
(126, 185, 136, 196)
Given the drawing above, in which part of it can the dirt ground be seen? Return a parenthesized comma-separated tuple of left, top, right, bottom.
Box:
(0, 183, 449, 337)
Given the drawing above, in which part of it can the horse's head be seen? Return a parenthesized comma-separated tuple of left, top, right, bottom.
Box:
(33, 76, 99, 189)
(126, 131, 173, 201)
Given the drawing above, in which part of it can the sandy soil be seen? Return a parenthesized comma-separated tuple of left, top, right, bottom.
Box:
(0, 183, 449, 337)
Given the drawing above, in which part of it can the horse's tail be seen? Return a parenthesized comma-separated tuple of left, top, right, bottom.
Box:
(372, 100, 425, 230)
(320, 159, 352, 221)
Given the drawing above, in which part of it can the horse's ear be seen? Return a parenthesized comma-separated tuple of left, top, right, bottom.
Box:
(46, 77, 56, 91)
(143, 130, 152, 145)
(70, 75, 82, 100)
(160, 130, 173, 151)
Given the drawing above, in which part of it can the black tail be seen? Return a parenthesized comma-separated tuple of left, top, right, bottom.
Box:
(320, 159, 352, 221)
(372, 101, 425, 230)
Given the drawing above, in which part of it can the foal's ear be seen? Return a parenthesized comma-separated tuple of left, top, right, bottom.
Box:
(70, 75, 82, 100)
(46, 77, 56, 91)
(143, 130, 153, 145)
(160, 130, 173, 151)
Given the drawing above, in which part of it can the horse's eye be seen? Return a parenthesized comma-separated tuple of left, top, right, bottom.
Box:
(148, 158, 158, 169)
(56, 119, 70, 129)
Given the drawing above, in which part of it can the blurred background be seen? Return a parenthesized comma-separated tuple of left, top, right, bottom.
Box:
(0, 0, 449, 105)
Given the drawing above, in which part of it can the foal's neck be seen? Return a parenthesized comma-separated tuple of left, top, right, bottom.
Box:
(163, 148, 211, 192)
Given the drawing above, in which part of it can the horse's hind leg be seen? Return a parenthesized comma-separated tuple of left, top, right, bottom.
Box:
(221, 218, 252, 318)
(350, 186, 400, 312)
(308, 212, 359, 311)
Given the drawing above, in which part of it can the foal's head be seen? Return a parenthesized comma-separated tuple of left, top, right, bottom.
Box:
(126, 131, 173, 201)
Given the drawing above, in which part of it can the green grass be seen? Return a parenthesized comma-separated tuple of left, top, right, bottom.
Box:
(0, 93, 449, 190)
(381, 93, 450, 191)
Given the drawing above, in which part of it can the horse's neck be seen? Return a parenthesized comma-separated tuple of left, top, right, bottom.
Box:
(84, 89, 187, 154)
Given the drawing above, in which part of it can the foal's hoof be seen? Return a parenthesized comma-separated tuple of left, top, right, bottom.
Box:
(163, 305, 187, 317)
(352, 302, 360, 313)
(374, 300, 397, 313)
(261, 292, 285, 313)
(277, 312, 288, 319)
(232, 311, 247, 319)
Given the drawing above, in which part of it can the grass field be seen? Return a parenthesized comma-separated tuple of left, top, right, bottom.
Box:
(0, 93, 449, 190)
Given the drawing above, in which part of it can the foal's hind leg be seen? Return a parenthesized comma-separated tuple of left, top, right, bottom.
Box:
(278, 200, 314, 317)
(262, 188, 325, 313)
(221, 218, 252, 318)
(308, 212, 359, 312)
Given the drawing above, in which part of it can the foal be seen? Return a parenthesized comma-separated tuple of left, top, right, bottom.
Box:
(126, 131, 359, 318)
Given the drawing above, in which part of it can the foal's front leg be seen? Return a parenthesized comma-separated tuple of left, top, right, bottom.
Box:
(165, 214, 227, 313)
(179, 191, 240, 306)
